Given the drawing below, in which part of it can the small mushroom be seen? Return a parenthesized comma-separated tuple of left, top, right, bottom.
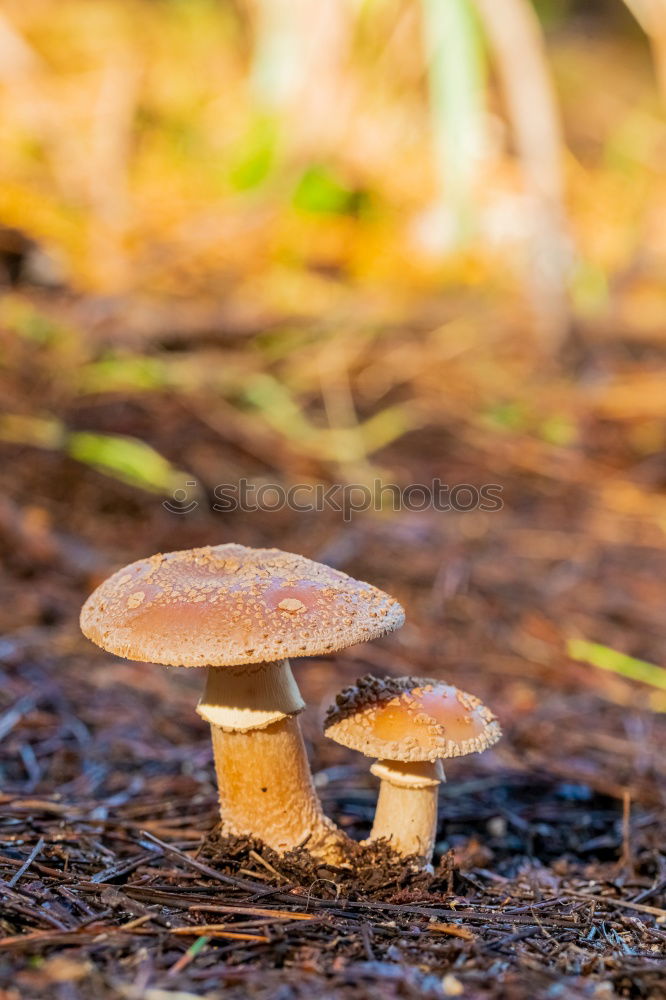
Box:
(324, 675, 501, 866)
(80, 545, 404, 862)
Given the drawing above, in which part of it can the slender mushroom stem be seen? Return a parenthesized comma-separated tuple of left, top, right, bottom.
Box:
(198, 660, 351, 863)
(369, 759, 444, 863)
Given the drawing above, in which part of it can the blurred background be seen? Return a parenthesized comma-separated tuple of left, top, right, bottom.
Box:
(0, 0, 665, 860)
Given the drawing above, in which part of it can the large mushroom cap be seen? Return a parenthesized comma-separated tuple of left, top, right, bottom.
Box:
(80, 545, 405, 667)
(324, 675, 501, 761)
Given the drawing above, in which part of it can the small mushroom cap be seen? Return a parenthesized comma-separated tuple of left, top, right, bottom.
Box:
(324, 675, 501, 762)
(80, 545, 404, 667)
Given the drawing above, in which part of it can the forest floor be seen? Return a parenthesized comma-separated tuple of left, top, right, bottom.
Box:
(0, 283, 665, 1000)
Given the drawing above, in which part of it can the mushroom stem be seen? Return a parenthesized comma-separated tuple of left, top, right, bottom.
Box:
(369, 760, 444, 863)
(199, 659, 351, 863)
(211, 716, 350, 862)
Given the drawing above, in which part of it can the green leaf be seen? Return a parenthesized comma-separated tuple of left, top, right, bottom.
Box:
(187, 934, 211, 957)
(571, 259, 610, 317)
(292, 165, 360, 216)
(230, 116, 278, 191)
(483, 401, 529, 432)
(67, 432, 192, 494)
(568, 639, 666, 691)
(78, 355, 168, 394)
(243, 374, 318, 442)
(539, 414, 577, 446)
(3, 297, 66, 345)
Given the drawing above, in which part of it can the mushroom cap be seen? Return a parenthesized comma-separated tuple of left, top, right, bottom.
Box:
(324, 675, 501, 761)
(80, 545, 405, 667)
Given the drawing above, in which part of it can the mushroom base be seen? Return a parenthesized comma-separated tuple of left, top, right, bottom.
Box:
(210, 715, 350, 863)
(368, 760, 443, 864)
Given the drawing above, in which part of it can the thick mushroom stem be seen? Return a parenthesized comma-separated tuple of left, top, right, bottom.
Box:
(369, 759, 444, 863)
(210, 716, 349, 862)
(198, 660, 351, 863)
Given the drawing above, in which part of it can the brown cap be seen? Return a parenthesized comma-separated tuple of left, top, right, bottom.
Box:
(324, 675, 501, 761)
(80, 545, 405, 667)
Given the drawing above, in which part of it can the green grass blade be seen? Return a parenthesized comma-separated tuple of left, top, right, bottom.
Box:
(421, 0, 485, 242)
(0, 414, 64, 449)
(568, 639, 666, 691)
(67, 432, 192, 495)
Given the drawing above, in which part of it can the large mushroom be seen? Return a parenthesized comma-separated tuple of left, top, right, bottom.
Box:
(80, 545, 404, 862)
(324, 675, 501, 865)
